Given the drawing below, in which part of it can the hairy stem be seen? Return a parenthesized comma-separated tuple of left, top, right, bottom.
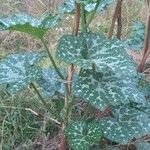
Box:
(41, 38, 64, 80)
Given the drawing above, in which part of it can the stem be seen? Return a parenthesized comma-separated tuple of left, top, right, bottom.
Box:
(86, 0, 101, 28)
(116, 0, 123, 39)
(81, 5, 87, 32)
(108, 0, 123, 39)
(137, 5, 150, 73)
(64, 2, 81, 126)
(41, 38, 64, 80)
(147, 0, 150, 7)
(31, 83, 62, 122)
(72, 2, 80, 35)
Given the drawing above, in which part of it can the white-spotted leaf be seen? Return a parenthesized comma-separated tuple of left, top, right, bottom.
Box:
(0, 51, 45, 93)
(125, 21, 145, 51)
(101, 105, 150, 144)
(37, 69, 65, 97)
(6, 66, 42, 93)
(57, 32, 136, 78)
(0, 13, 60, 39)
(58, 0, 115, 13)
(73, 69, 145, 111)
(65, 121, 102, 150)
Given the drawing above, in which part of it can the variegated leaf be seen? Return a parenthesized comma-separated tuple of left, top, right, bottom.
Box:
(0, 13, 60, 39)
(6, 66, 42, 93)
(73, 69, 145, 111)
(65, 121, 102, 150)
(57, 32, 136, 78)
(37, 68, 65, 97)
(58, 0, 115, 13)
(0, 51, 45, 93)
(125, 21, 145, 51)
(135, 141, 150, 150)
(101, 105, 150, 144)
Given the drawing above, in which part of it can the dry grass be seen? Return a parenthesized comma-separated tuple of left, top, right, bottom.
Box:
(0, 0, 147, 55)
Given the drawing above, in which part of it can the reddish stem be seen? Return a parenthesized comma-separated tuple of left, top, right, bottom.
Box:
(137, 7, 150, 73)
(108, 0, 123, 39)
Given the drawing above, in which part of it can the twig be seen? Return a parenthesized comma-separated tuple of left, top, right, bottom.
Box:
(30, 83, 62, 122)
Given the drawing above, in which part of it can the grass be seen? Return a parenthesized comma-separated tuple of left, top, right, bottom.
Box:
(0, 0, 148, 149)
(0, 87, 62, 149)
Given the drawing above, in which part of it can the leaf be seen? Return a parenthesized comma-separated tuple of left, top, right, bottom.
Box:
(65, 121, 102, 150)
(73, 69, 145, 111)
(75, 0, 97, 5)
(0, 13, 60, 39)
(101, 105, 150, 144)
(86, 0, 115, 12)
(57, 32, 136, 79)
(125, 21, 145, 51)
(6, 66, 42, 93)
(37, 69, 78, 97)
(98, 0, 115, 11)
(37, 68, 65, 97)
(0, 51, 45, 93)
(58, 0, 74, 13)
(58, 0, 115, 13)
(135, 141, 150, 150)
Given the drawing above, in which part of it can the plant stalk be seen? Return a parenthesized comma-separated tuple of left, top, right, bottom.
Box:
(86, 0, 101, 28)
(31, 83, 62, 122)
(116, 0, 123, 39)
(81, 5, 87, 32)
(108, 0, 123, 39)
(137, 5, 150, 72)
(41, 38, 64, 80)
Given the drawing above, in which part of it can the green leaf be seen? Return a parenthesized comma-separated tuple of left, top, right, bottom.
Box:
(125, 21, 145, 51)
(57, 32, 136, 78)
(65, 121, 102, 150)
(0, 51, 45, 93)
(37, 68, 65, 97)
(135, 141, 150, 150)
(58, 0, 115, 13)
(6, 66, 42, 93)
(98, 0, 115, 11)
(75, 0, 97, 5)
(101, 105, 150, 144)
(73, 69, 145, 111)
(0, 13, 60, 39)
